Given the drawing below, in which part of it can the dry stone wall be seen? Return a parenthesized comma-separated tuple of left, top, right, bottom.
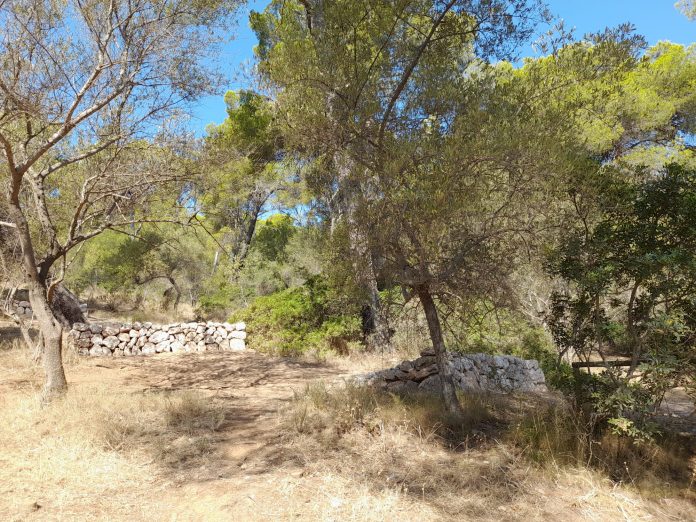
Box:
(9, 299, 88, 319)
(358, 352, 547, 394)
(68, 321, 246, 357)
(10, 300, 34, 319)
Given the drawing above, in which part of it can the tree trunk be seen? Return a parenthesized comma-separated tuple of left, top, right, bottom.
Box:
(212, 249, 220, 275)
(364, 257, 389, 347)
(32, 287, 67, 401)
(626, 280, 642, 379)
(332, 152, 389, 347)
(168, 275, 181, 311)
(7, 199, 67, 400)
(417, 286, 463, 415)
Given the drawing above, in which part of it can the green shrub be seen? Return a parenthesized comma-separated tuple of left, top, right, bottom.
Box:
(198, 266, 249, 317)
(449, 305, 578, 393)
(232, 276, 362, 356)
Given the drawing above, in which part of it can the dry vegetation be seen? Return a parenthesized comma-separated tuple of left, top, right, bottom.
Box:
(0, 339, 227, 520)
(0, 334, 694, 521)
(280, 382, 696, 520)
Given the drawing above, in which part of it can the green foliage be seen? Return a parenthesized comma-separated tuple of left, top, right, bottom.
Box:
(71, 231, 145, 293)
(676, 0, 696, 20)
(197, 223, 323, 317)
(440, 303, 575, 392)
(199, 89, 291, 264)
(68, 220, 210, 310)
(197, 265, 244, 317)
(594, 377, 660, 442)
(254, 214, 296, 262)
(232, 276, 362, 356)
(547, 163, 696, 439)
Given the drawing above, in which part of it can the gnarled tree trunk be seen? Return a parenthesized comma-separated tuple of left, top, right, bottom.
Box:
(417, 285, 463, 415)
(332, 152, 389, 347)
(32, 286, 67, 401)
(7, 198, 67, 400)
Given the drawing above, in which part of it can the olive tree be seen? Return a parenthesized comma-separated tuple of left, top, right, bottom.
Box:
(0, 0, 240, 399)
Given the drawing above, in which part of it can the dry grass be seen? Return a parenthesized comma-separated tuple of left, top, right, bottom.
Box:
(0, 340, 227, 521)
(84, 298, 198, 325)
(280, 381, 696, 521)
(507, 400, 696, 497)
(1, 333, 694, 521)
(287, 381, 495, 446)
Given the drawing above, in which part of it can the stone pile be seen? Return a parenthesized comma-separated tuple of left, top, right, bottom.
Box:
(9, 299, 88, 319)
(10, 300, 33, 319)
(359, 352, 547, 394)
(68, 321, 246, 357)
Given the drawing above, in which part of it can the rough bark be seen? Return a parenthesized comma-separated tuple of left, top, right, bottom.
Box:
(7, 199, 67, 400)
(332, 152, 389, 347)
(50, 284, 86, 327)
(417, 285, 463, 415)
(164, 275, 182, 311)
(33, 288, 67, 401)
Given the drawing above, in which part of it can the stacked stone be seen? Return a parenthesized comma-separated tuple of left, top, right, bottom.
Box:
(11, 300, 33, 319)
(68, 321, 246, 357)
(359, 352, 547, 394)
(10, 300, 87, 318)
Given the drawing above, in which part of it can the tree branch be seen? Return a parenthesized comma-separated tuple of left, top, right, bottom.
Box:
(377, 0, 458, 147)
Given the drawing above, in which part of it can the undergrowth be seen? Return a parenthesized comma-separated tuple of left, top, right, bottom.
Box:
(285, 382, 696, 503)
(232, 276, 362, 356)
(288, 382, 496, 446)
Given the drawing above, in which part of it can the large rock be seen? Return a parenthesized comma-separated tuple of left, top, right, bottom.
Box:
(149, 330, 169, 344)
(102, 336, 120, 349)
(155, 340, 171, 353)
(418, 375, 442, 392)
(102, 325, 119, 337)
(229, 338, 246, 351)
(89, 323, 103, 334)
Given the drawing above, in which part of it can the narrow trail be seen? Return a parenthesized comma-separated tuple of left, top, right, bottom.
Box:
(68, 350, 361, 521)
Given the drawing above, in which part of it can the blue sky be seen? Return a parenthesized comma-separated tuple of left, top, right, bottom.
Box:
(189, 0, 696, 135)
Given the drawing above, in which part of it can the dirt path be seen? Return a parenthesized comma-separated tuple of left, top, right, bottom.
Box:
(33, 351, 374, 521)
(82, 350, 352, 475)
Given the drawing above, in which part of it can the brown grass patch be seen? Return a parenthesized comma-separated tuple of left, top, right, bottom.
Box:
(1, 334, 694, 521)
(280, 382, 696, 520)
(0, 340, 227, 520)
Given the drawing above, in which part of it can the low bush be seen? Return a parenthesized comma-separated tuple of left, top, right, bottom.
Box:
(232, 276, 362, 356)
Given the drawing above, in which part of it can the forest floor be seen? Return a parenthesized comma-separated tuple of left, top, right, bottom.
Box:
(1, 320, 695, 521)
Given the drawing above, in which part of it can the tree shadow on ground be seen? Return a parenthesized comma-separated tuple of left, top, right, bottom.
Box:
(0, 324, 39, 345)
(80, 350, 350, 483)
